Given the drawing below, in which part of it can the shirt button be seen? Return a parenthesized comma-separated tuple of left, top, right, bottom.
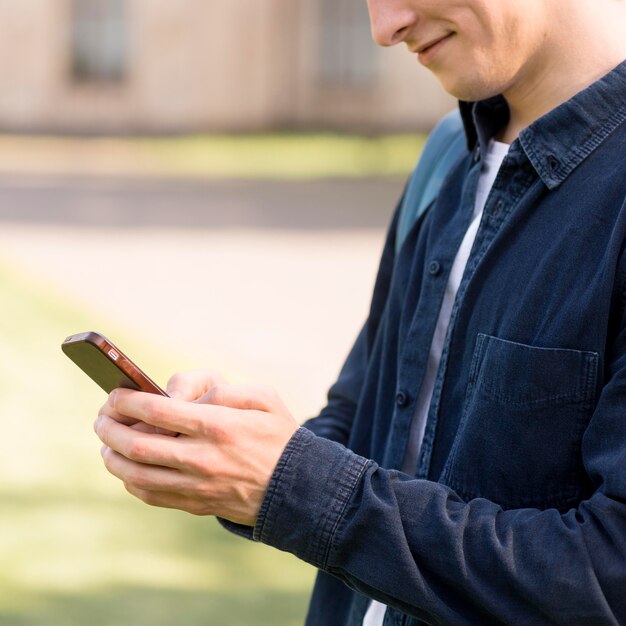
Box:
(429, 260, 442, 276)
(396, 391, 409, 407)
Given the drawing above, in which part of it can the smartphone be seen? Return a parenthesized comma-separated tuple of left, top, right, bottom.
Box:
(62, 331, 168, 396)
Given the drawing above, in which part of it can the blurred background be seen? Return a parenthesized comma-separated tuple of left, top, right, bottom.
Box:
(0, 1, 454, 624)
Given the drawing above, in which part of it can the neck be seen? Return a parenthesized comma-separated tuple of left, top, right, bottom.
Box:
(499, 2, 626, 144)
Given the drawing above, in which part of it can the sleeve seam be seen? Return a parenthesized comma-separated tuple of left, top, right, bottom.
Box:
(319, 456, 372, 569)
(253, 427, 307, 543)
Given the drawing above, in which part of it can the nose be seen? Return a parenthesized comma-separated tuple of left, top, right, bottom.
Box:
(366, 0, 417, 47)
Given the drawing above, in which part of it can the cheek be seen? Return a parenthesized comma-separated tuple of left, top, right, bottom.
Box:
(426, 3, 546, 101)
(469, 5, 531, 65)
(487, 5, 549, 71)
(439, 22, 537, 100)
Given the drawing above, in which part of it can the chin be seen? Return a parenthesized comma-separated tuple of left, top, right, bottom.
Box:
(436, 70, 506, 103)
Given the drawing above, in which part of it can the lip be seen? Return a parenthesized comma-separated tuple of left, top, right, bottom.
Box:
(414, 33, 454, 66)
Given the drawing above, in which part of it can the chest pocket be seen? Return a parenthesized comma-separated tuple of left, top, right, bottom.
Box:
(440, 333, 599, 510)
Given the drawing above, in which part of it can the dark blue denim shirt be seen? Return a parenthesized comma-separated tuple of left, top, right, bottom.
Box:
(223, 60, 626, 625)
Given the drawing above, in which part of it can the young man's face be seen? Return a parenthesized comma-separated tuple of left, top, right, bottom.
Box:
(366, 0, 552, 102)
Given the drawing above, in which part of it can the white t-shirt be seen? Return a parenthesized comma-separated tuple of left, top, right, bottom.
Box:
(363, 139, 510, 626)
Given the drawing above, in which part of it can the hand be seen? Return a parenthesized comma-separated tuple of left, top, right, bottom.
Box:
(97, 368, 227, 435)
(94, 371, 299, 526)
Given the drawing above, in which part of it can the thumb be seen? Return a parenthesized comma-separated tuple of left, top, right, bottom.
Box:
(166, 368, 227, 401)
(200, 383, 286, 414)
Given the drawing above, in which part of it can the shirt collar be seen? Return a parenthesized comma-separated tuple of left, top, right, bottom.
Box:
(458, 59, 626, 190)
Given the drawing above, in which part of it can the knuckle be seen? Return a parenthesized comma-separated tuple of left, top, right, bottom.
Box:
(125, 481, 152, 503)
(126, 465, 152, 491)
(190, 453, 218, 478)
(255, 385, 277, 411)
(187, 491, 214, 516)
(132, 474, 153, 492)
(196, 481, 213, 499)
(206, 384, 227, 406)
(190, 503, 210, 516)
(212, 421, 235, 446)
(145, 396, 169, 422)
(126, 439, 150, 462)
(140, 491, 159, 506)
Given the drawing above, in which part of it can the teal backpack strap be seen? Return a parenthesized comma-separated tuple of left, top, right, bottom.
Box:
(395, 109, 468, 253)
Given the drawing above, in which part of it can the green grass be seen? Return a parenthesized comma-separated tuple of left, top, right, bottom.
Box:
(0, 133, 426, 180)
(0, 262, 316, 625)
(141, 133, 426, 179)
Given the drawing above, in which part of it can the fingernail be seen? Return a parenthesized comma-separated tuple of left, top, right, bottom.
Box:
(109, 389, 117, 405)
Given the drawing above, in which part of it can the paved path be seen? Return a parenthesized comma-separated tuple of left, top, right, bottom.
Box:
(0, 174, 402, 229)
(0, 174, 403, 418)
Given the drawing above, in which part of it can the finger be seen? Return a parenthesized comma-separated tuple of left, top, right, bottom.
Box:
(123, 482, 213, 516)
(99, 398, 177, 436)
(98, 394, 141, 427)
(200, 383, 286, 413)
(129, 421, 180, 437)
(166, 369, 228, 401)
(100, 444, 186, 490)
(101, 447, 216, 516)
(95, 414, 187, 469)
(110, 388, 227, 438)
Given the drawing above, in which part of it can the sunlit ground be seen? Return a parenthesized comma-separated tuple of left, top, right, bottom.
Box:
(0, 263, 316, 625)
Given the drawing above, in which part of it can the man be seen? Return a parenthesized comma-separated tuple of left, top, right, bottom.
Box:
(94, 0, 626, 623)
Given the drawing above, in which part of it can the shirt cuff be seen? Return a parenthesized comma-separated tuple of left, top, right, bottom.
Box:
(218, 427, 371, 567)
(254, 426, 371, 569)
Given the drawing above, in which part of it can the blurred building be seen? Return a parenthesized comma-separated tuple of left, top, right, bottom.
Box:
(0, 0, 454, 134)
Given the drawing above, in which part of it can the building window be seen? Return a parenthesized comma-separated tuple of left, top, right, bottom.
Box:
(71, 0, 128, 83)
(318, 0, 376, 87)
